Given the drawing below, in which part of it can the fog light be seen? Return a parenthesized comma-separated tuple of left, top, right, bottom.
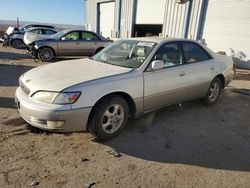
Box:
(47, 121, 64, 128)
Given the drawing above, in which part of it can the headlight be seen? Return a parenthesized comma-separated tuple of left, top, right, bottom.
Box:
(53, 92, 81, 104)
(34, 44, 39, 49)
(32, 91, 58, 103)
(32, 91, 81, 104)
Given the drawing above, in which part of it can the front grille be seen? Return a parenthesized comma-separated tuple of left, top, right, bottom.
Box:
(20, 80, 30, 95)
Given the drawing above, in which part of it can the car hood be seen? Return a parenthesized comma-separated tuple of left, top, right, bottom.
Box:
(21, 58, 132, 94)
(5, 26, 16, 35)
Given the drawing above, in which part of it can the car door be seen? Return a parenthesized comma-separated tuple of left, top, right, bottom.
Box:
(180, 42, 216, 99)
(78, 31, 101, 55)
(57, 31, 82, 56)
(143, 42, 190, 112)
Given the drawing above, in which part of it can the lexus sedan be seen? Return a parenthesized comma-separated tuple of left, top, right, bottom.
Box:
(27, 29, 113, 62)
(16, 38, 234, 140)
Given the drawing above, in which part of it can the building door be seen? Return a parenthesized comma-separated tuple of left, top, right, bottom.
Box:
(203, 0, 250, 61)
(99, 1, 115, 38)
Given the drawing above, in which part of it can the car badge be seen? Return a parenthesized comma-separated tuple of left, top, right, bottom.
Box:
(25, 79, 31, 83)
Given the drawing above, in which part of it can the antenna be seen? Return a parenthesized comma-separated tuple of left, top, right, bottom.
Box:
(17, 17, 20, 28)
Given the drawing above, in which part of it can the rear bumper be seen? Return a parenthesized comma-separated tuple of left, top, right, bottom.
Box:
(15, 87, 92, 132)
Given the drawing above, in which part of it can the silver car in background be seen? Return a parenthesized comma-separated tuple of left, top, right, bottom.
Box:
(16, 38, 234, 140)
(27, 29, 113, 62)
(3, 23, 57, 48)
(10, 27, 57, 49)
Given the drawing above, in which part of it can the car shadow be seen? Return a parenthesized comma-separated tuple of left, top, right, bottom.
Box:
(97, 90, 250, 172)
(0, 97, 16, 109)
(0, 51, 30, 60)
(0, 64, 34, 86)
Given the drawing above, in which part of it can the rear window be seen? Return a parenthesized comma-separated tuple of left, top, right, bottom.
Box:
(182, 42, 211, 63)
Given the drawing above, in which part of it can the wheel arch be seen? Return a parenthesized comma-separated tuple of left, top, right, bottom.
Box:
(215, 74, 225, 88)
(87, 91, 137, 127)
(38, 46, 56, 56)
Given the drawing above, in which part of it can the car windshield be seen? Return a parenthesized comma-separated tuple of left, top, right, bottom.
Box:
(92, 40, 157, 68)
(18, 24, 29, 30)
(49, 30, 68, 40)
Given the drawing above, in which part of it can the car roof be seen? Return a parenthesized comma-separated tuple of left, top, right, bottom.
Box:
(61, 28, 91, 33)
(126, 37, 199, 44)
(26, 27, 57, 31)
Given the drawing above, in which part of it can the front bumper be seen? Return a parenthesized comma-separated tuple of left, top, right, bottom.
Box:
(26, 44, 38, 59)
(15, 87, 92, 132)
(2, 34, 11, 47)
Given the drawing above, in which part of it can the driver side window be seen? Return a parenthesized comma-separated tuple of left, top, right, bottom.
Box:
(153, 43, 184, 68)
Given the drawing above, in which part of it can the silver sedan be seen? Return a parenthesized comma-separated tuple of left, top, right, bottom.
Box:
(27, 29, 112, 62)
(16, 38, 234, 140)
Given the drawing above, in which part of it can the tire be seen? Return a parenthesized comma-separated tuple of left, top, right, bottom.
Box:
(202, 78, 222, 106)
(38, 47, 54, 62)
(88, 96, 129, 140)
(11, 39, 24, 49)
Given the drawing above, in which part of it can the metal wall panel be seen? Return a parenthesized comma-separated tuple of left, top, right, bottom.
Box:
(99, 2, 115, 38)
(163, 0, 188, 38)
(85, 0, 204, 39)
(203, 0, 250, 60)
(120, 0, 135, 38)
(188, 0, 202, 39)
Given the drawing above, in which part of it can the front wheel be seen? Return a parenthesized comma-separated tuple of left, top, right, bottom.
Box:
(202, 78, 222, 105)
(88, 96, 129, 140)
(38, 47, 54, 62)
(11, 39, 24, 49)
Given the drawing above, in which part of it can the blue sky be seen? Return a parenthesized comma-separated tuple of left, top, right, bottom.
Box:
(0, 0, 85, 25)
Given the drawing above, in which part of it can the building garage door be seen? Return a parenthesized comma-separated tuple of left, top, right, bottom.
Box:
(203, 0, 250, 61)
(134, 0, 165, 37)
(99, 1, 115, 38)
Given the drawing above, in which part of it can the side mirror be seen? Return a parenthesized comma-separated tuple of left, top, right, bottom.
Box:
(150, 60, 164, 70)
(61, 37, 66, 41)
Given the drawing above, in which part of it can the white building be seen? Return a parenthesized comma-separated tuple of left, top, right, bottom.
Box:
(85, 0, 250, 60)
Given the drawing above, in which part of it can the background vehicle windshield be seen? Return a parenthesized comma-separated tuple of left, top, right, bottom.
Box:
(92, 40, 157, 68)
(18, 24, 30, 30)
(49, 30, 68, 40)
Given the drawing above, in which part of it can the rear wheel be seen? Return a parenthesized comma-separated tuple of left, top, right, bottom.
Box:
(88, 96, 129, 140)
(11, 39, 24, 49)
(38, 47, 54, 62)
(202, 78, 222, 105)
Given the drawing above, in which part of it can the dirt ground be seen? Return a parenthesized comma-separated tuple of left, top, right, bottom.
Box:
(0, 45, 250, 188)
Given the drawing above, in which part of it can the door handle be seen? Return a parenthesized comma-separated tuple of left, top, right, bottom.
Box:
(179, 72, 186, 76)
(210, 67, 215, 70)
